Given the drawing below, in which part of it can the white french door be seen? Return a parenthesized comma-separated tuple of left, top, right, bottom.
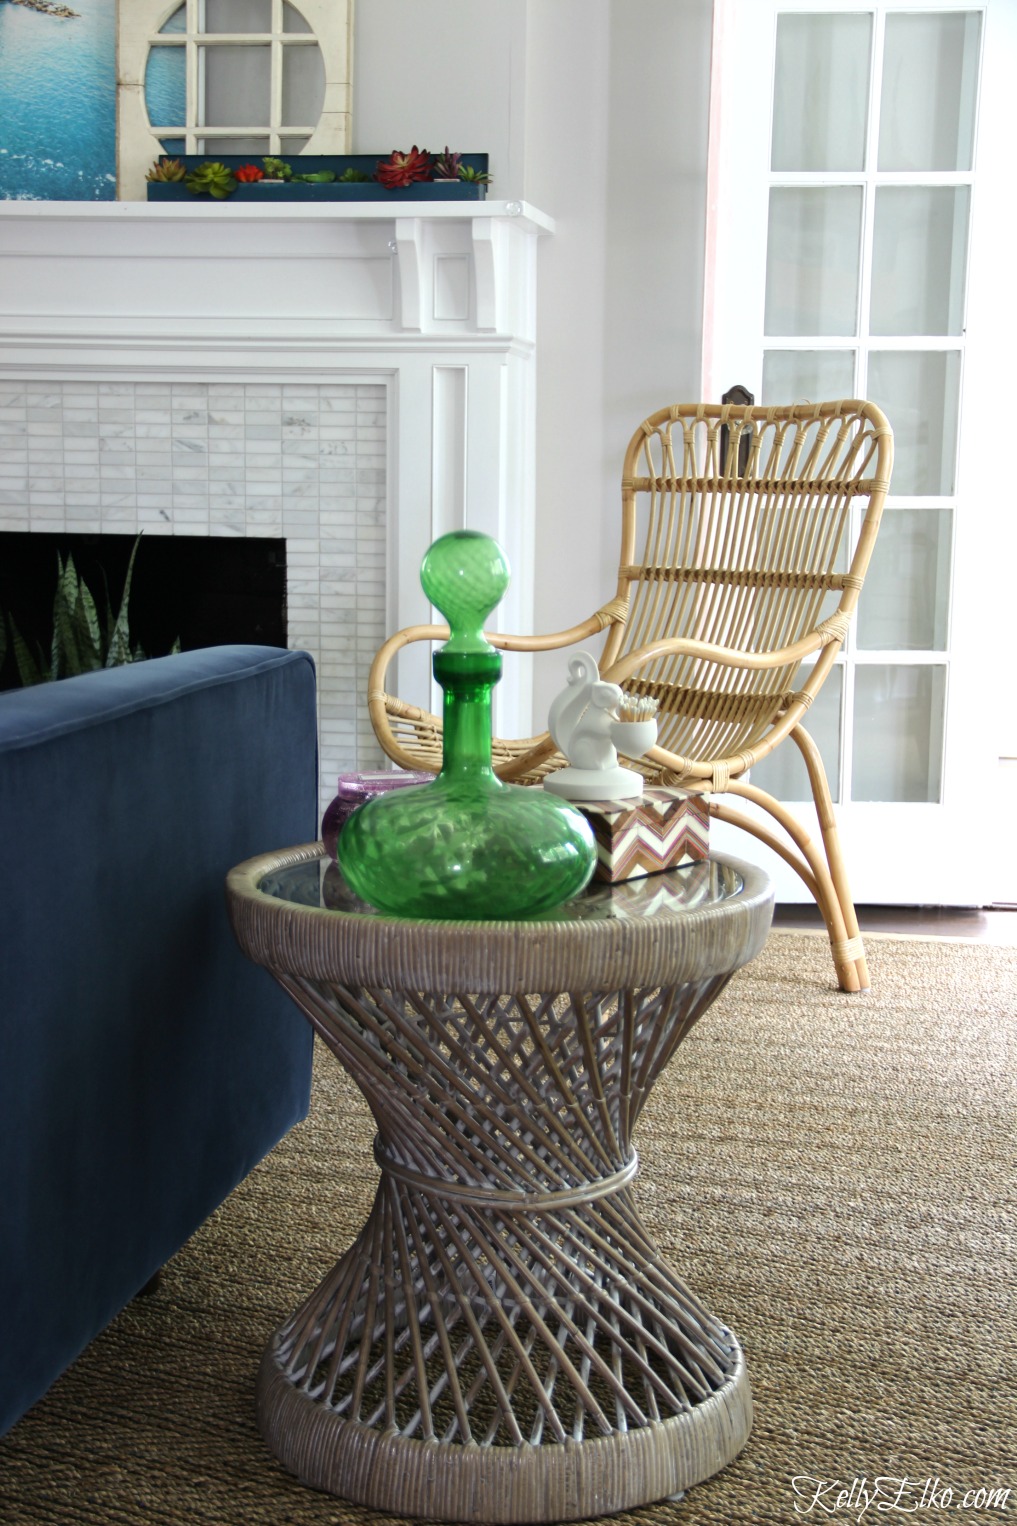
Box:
(705, 0, 1016, 905)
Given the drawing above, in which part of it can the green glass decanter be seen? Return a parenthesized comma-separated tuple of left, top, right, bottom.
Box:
(338, 531, 596, 919)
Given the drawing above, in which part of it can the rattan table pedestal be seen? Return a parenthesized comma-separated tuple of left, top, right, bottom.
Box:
(226, 844, 773, 1523)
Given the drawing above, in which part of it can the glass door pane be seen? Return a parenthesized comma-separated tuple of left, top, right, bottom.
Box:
(878, 12, 982, 170)
(750, 666, 843, 802)
(856, 509, 952, 651)
(765, 188, 862, 335)
(867, 350, 961, 495)
(871, 187, 970, 335)
(762, 349, 855, 404)
(771, 12, 872, 170)
(852, 665, 946, 802)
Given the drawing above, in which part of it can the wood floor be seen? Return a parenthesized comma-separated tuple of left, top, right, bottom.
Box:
(773, 903, 1017, 945)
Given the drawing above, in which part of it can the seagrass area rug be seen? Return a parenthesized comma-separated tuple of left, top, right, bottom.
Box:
(1, 931, 1014, 1526)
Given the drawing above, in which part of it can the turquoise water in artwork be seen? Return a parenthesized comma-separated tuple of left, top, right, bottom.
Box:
(145, 47, 186, 134)
(0, 0, 116, 200)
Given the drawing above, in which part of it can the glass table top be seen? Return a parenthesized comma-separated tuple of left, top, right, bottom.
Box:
(258, 854, 745, 925)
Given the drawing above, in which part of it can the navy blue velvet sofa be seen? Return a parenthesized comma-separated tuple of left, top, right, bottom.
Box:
(0, 645, 318, 1437)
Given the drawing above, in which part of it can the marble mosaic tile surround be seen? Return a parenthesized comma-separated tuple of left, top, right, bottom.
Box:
(0, 378, 387, 816)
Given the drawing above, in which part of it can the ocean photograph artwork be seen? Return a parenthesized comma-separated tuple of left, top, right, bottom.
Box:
(0, 0, 116, 200)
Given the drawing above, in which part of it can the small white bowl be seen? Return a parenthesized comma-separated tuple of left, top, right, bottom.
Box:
(609, 718, 658, 758)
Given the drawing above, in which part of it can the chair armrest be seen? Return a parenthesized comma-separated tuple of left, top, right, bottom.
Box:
(363, 624, 442, 770)
(486, 601, 629, 655)
(368, 606, 626, 710)
(367, 608, 627, 776)
(604, 628, 830, 686)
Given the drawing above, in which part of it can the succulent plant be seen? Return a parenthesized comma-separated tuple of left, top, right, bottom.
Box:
(185, 161, 237, 199)
(432, 147, 461, 180)
(291, 170, 337, 183)
(146, 157, 186, 183)
(234, 163, 264, 183)
(375, 146, 433, 189)
(261, 156, 292, 180)
(338, 167, 370, 183)
(458, 164, 492, 185)
(0, 533, 179, 688)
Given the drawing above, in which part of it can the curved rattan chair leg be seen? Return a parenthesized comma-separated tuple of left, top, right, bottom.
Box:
(788, 726, 870, 992)
(705, 799, 821, 900)
(715, 784, 862, 994)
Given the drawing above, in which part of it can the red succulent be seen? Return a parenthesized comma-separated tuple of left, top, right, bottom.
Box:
(234, 163, 264, 183)
(374, 146, 433, 189)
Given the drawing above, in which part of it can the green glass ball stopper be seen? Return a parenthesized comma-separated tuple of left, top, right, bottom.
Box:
(338, 531, 596, 920)
(421, 530, 509, 654)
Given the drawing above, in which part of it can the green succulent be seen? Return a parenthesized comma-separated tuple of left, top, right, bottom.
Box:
(185, 161, 237, 199)
(291, 170, 336, 183)
(1, 533, 179, 688)
(338, 167, 370, 183)
(146, 156, 187, 183)
(261, 156, 292, 180)
(458, 164, 492, 185)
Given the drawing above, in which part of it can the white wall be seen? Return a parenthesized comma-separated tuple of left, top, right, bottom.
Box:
(354, 0, 715, 728)
(524, 0, 714, 721)
(352, 0, 528, 195)
(521, 0, 612, 719)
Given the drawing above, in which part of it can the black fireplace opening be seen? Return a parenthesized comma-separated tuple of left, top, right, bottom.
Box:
(0, 533, 287, 692)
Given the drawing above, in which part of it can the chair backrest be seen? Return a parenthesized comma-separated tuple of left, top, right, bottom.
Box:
(600, 400, 893, 774)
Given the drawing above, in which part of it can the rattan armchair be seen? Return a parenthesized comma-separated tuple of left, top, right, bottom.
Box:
(368, 399, 894, 992)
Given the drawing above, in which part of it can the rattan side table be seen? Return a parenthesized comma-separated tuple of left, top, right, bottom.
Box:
(226, 843, 773, 1523)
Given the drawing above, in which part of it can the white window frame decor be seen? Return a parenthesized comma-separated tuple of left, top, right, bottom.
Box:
(116, 0, 354, 200)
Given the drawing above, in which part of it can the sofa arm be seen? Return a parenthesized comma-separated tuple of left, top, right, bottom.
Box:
(0, 645, 318, 1436)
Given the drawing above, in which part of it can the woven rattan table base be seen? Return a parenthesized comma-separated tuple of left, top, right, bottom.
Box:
(255, 974, 751, 1522)
(258, 1338, 751, 1523)
(227, 845, 772, 1521)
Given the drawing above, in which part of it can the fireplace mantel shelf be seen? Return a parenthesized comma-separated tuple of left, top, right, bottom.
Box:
(0, 198, 554, 367)
(0, 200, 553, 235)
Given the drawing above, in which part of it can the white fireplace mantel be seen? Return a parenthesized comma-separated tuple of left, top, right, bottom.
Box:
(0, 199, 553, 735)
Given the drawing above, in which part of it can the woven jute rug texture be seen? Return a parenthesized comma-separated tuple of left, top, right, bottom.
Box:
(2, 932, 1014, 1526)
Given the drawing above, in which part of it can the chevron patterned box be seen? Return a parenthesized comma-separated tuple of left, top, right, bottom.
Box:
(578, 788, 710, 883)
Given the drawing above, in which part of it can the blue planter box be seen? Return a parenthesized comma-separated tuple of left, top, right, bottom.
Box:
(146, 153, 489, 202)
